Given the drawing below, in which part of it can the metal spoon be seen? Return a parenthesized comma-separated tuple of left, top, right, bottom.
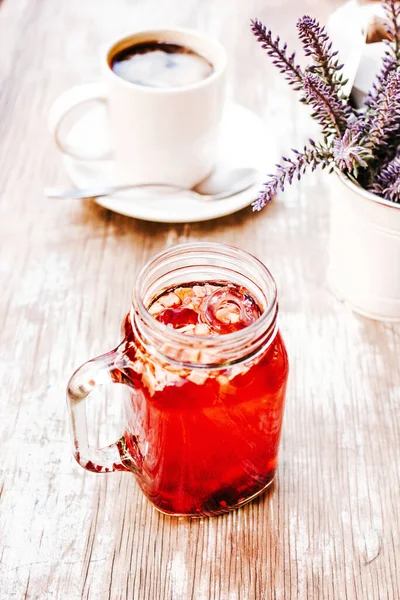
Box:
(45, 167, 258, 202)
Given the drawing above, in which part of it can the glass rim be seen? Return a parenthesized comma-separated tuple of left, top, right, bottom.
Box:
(132, 242, 278, 352)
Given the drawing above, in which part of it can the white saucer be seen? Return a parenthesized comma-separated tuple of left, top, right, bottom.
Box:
(62, 102, 276, 223)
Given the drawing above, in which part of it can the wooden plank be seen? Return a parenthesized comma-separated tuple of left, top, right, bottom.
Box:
(0, 0, 399, 598)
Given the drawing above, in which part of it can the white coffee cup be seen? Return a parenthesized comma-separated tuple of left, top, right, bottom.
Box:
(49, 29, 227, 187)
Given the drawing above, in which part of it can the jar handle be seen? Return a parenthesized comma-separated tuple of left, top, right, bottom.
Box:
(66, 345, 134, 473)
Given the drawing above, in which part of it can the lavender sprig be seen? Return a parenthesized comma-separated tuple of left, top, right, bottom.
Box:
(253, 142, 333, 211)
(364, 54, 397, 109)
(251, 19, 303, 90)
(382, 0, 400, 60)
(361, 69, 400, 152)
(371, 156, 400, 202)
(296, 16, 348, 94)
(365, 1, 400, 108)
(302, 72, 350, 137)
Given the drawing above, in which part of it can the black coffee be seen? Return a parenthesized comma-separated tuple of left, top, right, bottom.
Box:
(111, 41, 213, 88)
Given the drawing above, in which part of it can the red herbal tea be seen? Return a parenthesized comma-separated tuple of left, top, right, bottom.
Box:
(118, 281, 288, 516)
(67, 243, 289, 517)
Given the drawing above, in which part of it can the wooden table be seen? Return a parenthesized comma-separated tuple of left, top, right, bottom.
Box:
(1, 0, 399, 598)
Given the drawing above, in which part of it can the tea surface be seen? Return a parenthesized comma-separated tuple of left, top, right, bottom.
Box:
(149, 281, 262, 335)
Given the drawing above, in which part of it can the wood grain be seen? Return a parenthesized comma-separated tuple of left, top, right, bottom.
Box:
(0, 0, 399, 599)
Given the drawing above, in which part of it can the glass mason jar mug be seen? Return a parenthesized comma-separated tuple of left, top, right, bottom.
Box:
(67, 243, 289, 517)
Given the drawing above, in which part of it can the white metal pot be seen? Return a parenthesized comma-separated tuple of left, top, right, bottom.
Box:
(328, 173, 400, 322)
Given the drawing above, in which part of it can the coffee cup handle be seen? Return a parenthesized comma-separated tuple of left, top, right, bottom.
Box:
(49, 82, 112, 160)
(67, 344, 135, 473)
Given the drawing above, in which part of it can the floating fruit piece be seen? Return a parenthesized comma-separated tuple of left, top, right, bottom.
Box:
(158, 307, 199, 328)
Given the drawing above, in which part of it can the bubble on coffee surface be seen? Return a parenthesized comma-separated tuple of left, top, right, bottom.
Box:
(148, 282, 262, 335)
(111, 41, 213, 88)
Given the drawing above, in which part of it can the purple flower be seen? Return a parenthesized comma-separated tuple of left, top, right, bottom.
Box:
(383, 0, 400, 59)
(333, 129, 373, 176)
(253, 142, 333, 210)
(251, 19, 303, 90)
(362, 69, 400, 151)
(364, 1, 400, 108)
(371, 157, 400, 203)
(297, 16, 347, 93)
(302, 72, 350, 136)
